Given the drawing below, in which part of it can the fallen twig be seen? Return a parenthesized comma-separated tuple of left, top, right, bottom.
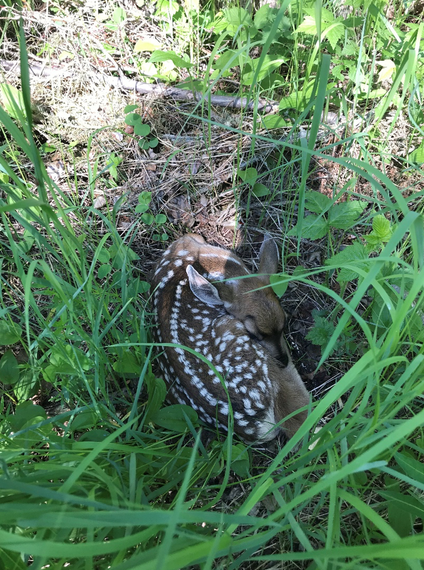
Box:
(0, 59, 279, 113)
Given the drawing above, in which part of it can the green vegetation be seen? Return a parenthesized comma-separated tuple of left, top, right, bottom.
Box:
(0, 0, 423, 568)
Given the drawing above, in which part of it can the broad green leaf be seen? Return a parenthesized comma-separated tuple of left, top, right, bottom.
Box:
(222, 443, 250, 478)
(141, 213, 154, 225)
(149, 50, 193, 70)
(270, 273, 289, 297)
(0, 350, 19, 384)
(238, 167, 258, 185)
(135, 203, 149, 213)
(408, 141, 424, 165)
(124, 104, 139, 113)
(109, 243, 139, 267)
(224, 7, 253, 26)
(261, 114, 291, 129)
(155, 214, 167, 224)
(372, 214, 392, 240)
(113, 350, 141, 375)
(49, 345, 92, 374)
(241, 54, 285, 84)
(70, 410, 98, 432)
(305, 190, 332, 213)
(328, 201, 367, 229)
(326, 22, 345, 50)
(295, 15, 317, 35)
(134, 123, 151, 137)
(252, 183, 270, 197)
(0, 321, 22, 345)
(97, 248, 111, 263)
(10, 401, 47, 432)
(139, 191, 152, 204)
(289, 215, 329, 239)
(98, 264, 111, 279)
(125, 113, 141, 126)
(326, 242, 368, 282)
(14, 371, 39, 401)
(214, 50, 248, 71)
(151, 404, 198, 432)
(148, 137, 158, 148)
(306, 316, 335, 348)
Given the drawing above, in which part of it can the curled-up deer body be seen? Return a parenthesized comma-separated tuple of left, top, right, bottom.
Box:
(151, 234, 309, 442)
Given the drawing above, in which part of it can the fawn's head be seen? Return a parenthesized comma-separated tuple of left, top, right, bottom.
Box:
(186, 236, 290, 367)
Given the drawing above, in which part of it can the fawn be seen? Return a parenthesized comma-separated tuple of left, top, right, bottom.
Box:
(151, 234, 309, 442)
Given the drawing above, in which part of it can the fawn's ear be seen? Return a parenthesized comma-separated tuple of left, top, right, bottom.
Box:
(186, 265, 224, 307)
(258, 235, 279, 277)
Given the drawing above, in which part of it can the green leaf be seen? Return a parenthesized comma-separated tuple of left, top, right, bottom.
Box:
(70, 410, 98, 432)
(48, 345, 92, 375)
(135, 203, 150, 213)
(112, 350, 141, 375)
(151, 404, 198, 432)
(145, 373, 167, 422)
(13, 371, 38, 401)
(408, 141, 424, 165)
(141, 213, 154, 225)
(328, 201, 367, 229)
(139, 139, 150, 150)
(149, 50, 193, 70)
(222, 443, 250, 477)
(214, 50, 248, 71)
(155, 214, 167, 224)
(306, 315, 335, 348)
(97, 248, 111, 263)
(98, 264, 111, 279)
(125, 113, 141, 126)
(295, 15, 317, 35)
(109, 243, 139, 267)
(148, 137, 159, 148)
(270, 273, 288, 297)
(289, 215, 329, 239)
(10, 401, 47, 432)
(326, 22, 345, 50)
(134, 122, 151, 137)
(305, 190, 332, 213)
(252, 183, 270, 197)
(0, 350, 19, 384)
(372, 214, 392, 240)
(326, 242, 368, 282)
(0, 321, 21, 345)
(388, 500, 413, 538)
(124, 104, 139, 113)
(238, 167, 258, 185)
(138, 191, 152, 205)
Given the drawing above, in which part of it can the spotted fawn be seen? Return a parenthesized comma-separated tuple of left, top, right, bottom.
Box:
(150, 234, 309, 442)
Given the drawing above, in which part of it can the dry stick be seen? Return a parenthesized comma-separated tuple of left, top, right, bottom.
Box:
(0, 59, 279, 113)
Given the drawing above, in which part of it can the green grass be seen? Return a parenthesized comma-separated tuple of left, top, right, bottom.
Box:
(0, 0, 424, 568)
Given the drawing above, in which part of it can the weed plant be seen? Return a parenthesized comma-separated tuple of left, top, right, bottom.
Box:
(0, 1, 423, 569)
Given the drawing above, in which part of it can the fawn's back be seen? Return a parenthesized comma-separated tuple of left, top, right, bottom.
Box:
(151, 233, 309, 442)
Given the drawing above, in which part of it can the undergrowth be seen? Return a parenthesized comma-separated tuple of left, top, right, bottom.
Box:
(0, 0, 423, 569)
